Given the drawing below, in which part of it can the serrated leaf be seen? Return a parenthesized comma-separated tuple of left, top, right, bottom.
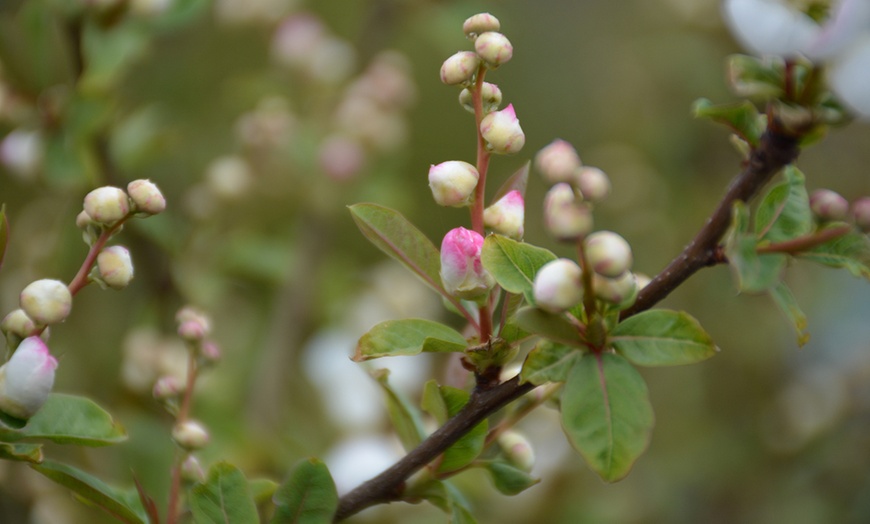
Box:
(520, 340, 581, 385)
(491, 162, 530, 203)
(30, 460, 146, 524)
(514, 307, 584, 348)
(799, 227, 870, 279)
(610, 310, 718, 366)
(0, 394, 126, 446)
(725, 201, 786, 293)
(692, 98, 764, 147)
(271, 458, 338, 524)
(755, 166, 812, 243)
(768, 282, 810, 346)
(482, 461, 540, 495)
(481, 235, 556, 300)
(561, 353, 654, 482)
(0, 442, 42, 463)
(0, 204, 8, 271)
(354, 318, 468, 361)
(190, 462, 259, 524)
(429, 385, 487, 474)
(374, 369, 426, 452)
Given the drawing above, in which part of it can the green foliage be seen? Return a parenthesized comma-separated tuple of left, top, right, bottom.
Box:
(755, 166, 813, 243)
(271, 458, 338, 524)
(482, 461, 539, 495)
(800, 226, 870, 279)
(610, 310, 718, 367)
(354, 318, 468, 361)
(491, 162, 530, 203)
(725, 201, 787, 293)
(769, 282, 810, 346)
(481, 234, 556, 301)
(514, 307, 585, 347)
(422, 383, 488, 475)
(375, 370, 427, 452)
(693, 98, 765, 147)
(190, 462, 259, 524)
(0, 441, 42, 463)
(520, 340, 580, 385)
(0, 394, 126, 446)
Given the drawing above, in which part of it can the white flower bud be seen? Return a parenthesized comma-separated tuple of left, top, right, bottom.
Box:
(593, 271, 638, 308)
(543, 183, 593, 241)
(585, 231, 633, 278)
(809, 189, 849, 222)
(484, 190, 524, 239)
(535, 139, 581, 185)
(474, 31, 513, 67)
(83, 186, 130, 225)
(852, 197, 870, 232)
(76, 210, 95, 229)
(0, 129, 43, 180)
(463, 13, 500, 38)
(20, 279, 72, 326)
(575, 166, 611, 202)
(0, 337, 57, 419)
(428, 161, 479, 207)
(498, 430, 535, 472)
(459, 82, 502, 114)
(181, 455, 205, 483)
(533, 258, 584, 314)
(172, 420, 210, 450)
(152, 375, 183, 400)
(127, 179, 166, 215)
(176, 306, 211, 339)
(635, 273, 652, 290)
(206, 156, 253, 199)
(440, 227, 495, 300)
(1, 309, 38, 339)
(440, 51, 480, 86)
(97, 246, 134, 290)
(479, 103, 525, 154)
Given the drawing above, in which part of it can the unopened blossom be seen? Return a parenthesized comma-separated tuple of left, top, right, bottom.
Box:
(543, 183, 593, 241)
(479, 103, 525, 154)
(498, 430, 535, 472)
(593, 271, 638, 307)
(475, 32, 513, 67)
(533, 258, 584, 314)
(585, 231, 633, 278)
(176, 306, 211, 338)
(172, 420, 210, 450)
(0, 129, 42, 180)
(20, 279, 72, 326)
(463, 13, 500, 38)
(0, 337, 57, 419)
(440, 227, 495, 299)
(852, 197, 870, 232)
(206, 156, 253, 199)
(810, 189, 849, 221)
(127, 179, 166, 215)
(0, 309, 38, 339)
(484, 190, 525, 239)
(576, 167, 612, 202)
(428, 161, 479, 207)
(152, 375, 183, 400)
(319, 134, 366, 182)
(459, 82, 502, 114)
(535, 139, 581, 185)
(83, 186, 130, 225)
(440, 51, 480, 86)
(97, 246, 134, 290)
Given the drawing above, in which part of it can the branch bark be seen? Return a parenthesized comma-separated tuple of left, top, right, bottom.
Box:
(334, 125, 801, 521)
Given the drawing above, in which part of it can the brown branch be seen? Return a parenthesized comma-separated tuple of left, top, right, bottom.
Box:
(334, 125, 803, 521)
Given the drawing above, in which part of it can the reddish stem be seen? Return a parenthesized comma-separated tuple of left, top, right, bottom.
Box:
(68, 218, 129, 296)
(166, 349, 200, 524)
(756, 224, 852, 255)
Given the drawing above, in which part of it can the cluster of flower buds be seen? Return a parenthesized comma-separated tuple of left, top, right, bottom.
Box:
(585, 231, 638, 307)
(2, 277, 70, 346)
(809, 189, 870, 232)
(440, 227, 496, 300)
(175, 306, 220, 365)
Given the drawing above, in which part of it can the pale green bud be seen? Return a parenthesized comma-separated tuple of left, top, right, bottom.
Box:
(83, 186, 130, 225)
(475, 31, 513, 67)
(585, 231, 633, 278)
(533, 258, 583, 313)
(593, 271, 638, 308)
(463, 13, 500, 38)
(97, 246, 134, 290)
(172, 420, 210, 450)
(543, 183, 592, 241)
(20, 279, 72, 326)
(440, 51, 480, 86)
(1, 309, 38, 339)
(575, 166, 611, 202)
(127, 179, 166, 215)
(535, 139, 581, 185)
(459, 82, 502, 114)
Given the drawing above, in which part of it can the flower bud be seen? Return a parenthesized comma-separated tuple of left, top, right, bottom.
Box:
(1, 309, 38, 339)
(20, 279, 72, 326)
(543, 183, 593, 241)
(593, 271, 638, 307)
(428, 161, 479, 207)
(76, 210, 94, 229)
(440, 51, 480, 86)
(852, 197, 870, 232)
(459, 82, 502, 114)
(440, 227, 495, 300)
(0, 129, 43, 180)
(585, 231, 633, 278)
(809, 189, 849, 222)
(318, 134, 366, 182)
(127, 179, 166, 215)
(535, 139, 581, 185)
(206, 156, 253, 199)
(97, 246, 134, 290)
(200, 341, 221, 364)
(181, 455, 205, 483)
(484, 190, 524, 239)
(0, 337, 57, 419)
(533, 258, 583, 313)
(479, 104, 525, 154)
(474, 32, 513, 67)
(635, 273, 652, 290)
(152, 375, 183, 400)
(463, 13, 500, 38)
(172, 420, 210, 450)
(497, 430, 535, 472)
(176, 306, 211, 339)
(576, 166, 611, 202)
(83, 186, 130, 225)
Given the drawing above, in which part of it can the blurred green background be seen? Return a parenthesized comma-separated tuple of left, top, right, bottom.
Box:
(1, 0, 870, 522)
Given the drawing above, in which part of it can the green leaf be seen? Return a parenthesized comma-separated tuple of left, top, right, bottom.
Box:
(482, 461, 540, 495)
(725, 201, 786, 293)
(421, 379, 449, 425)
(755, 166, 812, 243)
(481, 235, 557, 300)
(0, 442, 42, 463)
(726, 54, 785, 99)
(0, 394, 126, 445)
(520, 340, 581, 385)
(349, 203, 450, 299)
(427, 385, 487, 474)
(0, 204, 8, 271)
(271, 458, 338, 524)
(610, 310, 718, 367)
(561, 353, 654, 482)
(514, 307, 585, 348)
(374, 370, 427, 452)
(799, 226, 870, 279)
(354, 318, 468, 361)
(491, 162, 529, 203)
(190, 462, 259, 524)
(30, 460, 146, 524)
(768, 282, 810, 346)
(249, 478, 279, 506)
(409, 480, 476, 523)
(692, 98, 764, 147)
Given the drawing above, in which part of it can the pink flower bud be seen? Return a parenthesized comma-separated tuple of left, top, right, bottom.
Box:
(0, 337, 57, 419)
(484, 190, 525, 239)
(172, 420, 210, 450)
(535, 139, 581, 185)
(585, 231, 633, 278)
(319, 134, 367, 182)
(176, 306, 211, 339)
(809, 189, 849, 222)
(1, 309, 38, 339)
(533, 258, 584, 313)
(20, 279, 72, 326)
(543, 183, 593, 241)
(576, 166, 611, 202)
(440, 227, 495, 299)
(475, 31, 513, 67)
(97, 246, 134, 290)
(428, 161, 479, 207)
(463, 13, 500, 38)
(593, 271, 638, 307)
(83, 186, 130, 225)
(459, 82, 502, 114)
(498, 430, 535, 472)
(127, 179, 166, 215)
(479, 103, 525, 154)
(440, 51, 480, 86)
(152, 375, 183, 400)
(852, 197, 870, 232)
